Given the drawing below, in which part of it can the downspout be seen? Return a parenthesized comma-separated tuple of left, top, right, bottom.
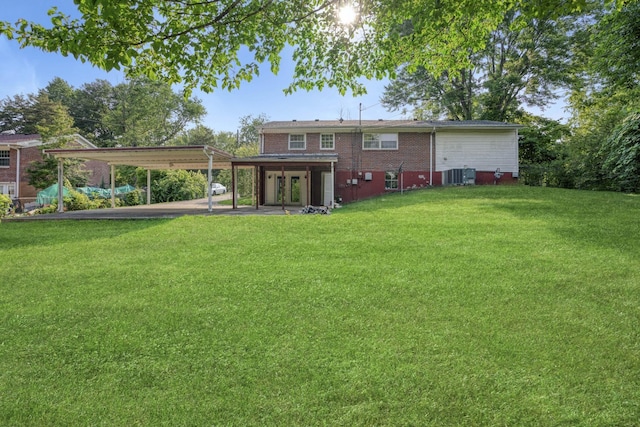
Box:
(15, 147, 20, 199)
(515, 129, 519, 178)
(430, 128, 435, 186)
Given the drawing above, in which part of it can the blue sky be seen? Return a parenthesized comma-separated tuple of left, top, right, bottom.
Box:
(1, 1, 566, 133)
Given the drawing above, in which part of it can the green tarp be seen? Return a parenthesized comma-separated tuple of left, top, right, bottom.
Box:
(37, 184, 137, 206)
(76, 186, 111, 198)
(36, 184, 70, 206)
(113, 184, 136, 195)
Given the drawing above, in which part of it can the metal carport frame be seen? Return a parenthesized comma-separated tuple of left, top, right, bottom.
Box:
(44, 145, 233, 213)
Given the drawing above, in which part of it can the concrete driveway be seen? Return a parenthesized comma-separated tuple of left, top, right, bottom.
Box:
(3, 195, 297, 221)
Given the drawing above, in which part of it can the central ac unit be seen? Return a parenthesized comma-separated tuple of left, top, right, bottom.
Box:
(445, 168, 475, 185)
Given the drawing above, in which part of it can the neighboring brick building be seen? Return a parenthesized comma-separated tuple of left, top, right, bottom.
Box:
(0, 133, 109, 205)
(231, 119, 521, 206)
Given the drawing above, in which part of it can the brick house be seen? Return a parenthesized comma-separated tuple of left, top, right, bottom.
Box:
(0, 133, 109, 204)
(230, 119, 521, 207)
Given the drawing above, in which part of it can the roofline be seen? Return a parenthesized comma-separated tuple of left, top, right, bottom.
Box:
(260, 120, 523, 134)
(45, 144, 233, 158)
(0, 133, 97, 149)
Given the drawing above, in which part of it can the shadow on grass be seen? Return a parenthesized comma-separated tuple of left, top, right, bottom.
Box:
(481, 188, 640, 254)
(0, 219, 171, 250)
(337, 185, 640, 254)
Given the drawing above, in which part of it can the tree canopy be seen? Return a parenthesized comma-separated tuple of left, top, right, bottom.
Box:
(381, 7, 575, 121)
(0, 0, 600, 96)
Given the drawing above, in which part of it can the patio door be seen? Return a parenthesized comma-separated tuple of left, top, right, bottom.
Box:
(276, 176, 285, 204)
(275, 175, 303, 205)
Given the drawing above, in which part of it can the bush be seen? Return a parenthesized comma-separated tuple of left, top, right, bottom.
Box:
(63, 190, 92, 211)
(122, 189, 144, 206)
(0, 194, 11, 218)
(150, 170, 207, 203)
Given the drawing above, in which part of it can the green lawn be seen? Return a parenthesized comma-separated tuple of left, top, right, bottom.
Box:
(1, 186, 639, 426)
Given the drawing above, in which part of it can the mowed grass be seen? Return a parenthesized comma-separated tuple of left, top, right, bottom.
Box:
(1, 186, 639, 426)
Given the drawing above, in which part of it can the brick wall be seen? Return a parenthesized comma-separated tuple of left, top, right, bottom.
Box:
(263, 131, 433, 173)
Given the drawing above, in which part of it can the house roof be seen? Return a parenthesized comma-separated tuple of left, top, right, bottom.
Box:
(0, 133, 97, 149)
(44, 145, 233, 169)
(0, 134, 42, 147)
(260, 119, 523, 133)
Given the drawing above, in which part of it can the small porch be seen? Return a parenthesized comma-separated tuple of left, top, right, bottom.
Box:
(231, 154, 338, 211)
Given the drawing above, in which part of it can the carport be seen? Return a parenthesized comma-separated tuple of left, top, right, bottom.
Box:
(44, 145, 233, 213)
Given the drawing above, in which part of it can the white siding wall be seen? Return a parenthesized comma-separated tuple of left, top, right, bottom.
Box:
(435, 129, 519, 173)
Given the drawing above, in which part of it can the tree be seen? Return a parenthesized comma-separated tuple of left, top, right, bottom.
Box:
(600, 112, 640, 193)
(69, 79, 117, 146)
(516, 112, 571, 187)
(103, 77, 205, 147)
(172, 125, 217, 147)
(381, 8, 575, 121)
(42, 77, 75, 108)
(0, 1, 598, 96)
(213, 114, 266, 197)
(561, 2, 640, 191)
(0, 93, 75, 138)
(0, 89, 90, 190)
(26, 157, 90, 190)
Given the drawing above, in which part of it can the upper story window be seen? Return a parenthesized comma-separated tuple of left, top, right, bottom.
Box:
(363, 133, 398, 150)
(320, 133, 335, 150)
(0, 150, 9, 167)
(289, 134, 306, 150)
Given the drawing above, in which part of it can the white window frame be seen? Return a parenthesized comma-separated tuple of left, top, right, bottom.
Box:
(0, 182, 16, 198)
(0, 150, 9, 167)
(385, 171, 398, 190)
(363, 133, 398, 150)
(320, 133, 335, 150)
(288, 134, 306, 150)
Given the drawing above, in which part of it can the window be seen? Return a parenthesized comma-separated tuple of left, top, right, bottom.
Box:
(0, 182, 16, 198)
(385, 171, 398, 190)
(0, 150, 9, 167)
(289, 134, 306, 150)
(320, 133, 335, 150)
(363, 133, 398, 150)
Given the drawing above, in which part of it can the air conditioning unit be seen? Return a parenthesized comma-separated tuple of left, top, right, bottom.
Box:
(445, 168, 475, 185)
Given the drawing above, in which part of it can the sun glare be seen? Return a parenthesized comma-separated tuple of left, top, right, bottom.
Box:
(338, 4, 357, 25)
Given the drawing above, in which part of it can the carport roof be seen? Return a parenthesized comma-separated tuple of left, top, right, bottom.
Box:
(231, 153, 338, 167)
(43, 145, 233, 169)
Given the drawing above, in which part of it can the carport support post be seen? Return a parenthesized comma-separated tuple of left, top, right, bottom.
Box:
(207, 151, 213, 212)
(146, 169, 151, 205)
(254, 166, 259, 210)
(57, 158, 64, 213)
(110, 164, 116, 208)
(232, 165, 237, 209)
(306, 166, 310, 207)
(281, 166, 285, 211)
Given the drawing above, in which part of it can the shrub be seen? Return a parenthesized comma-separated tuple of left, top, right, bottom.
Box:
(151, 170, 207, 203)
(63, 190, 92, 211)
(122, 189, 144, 206)
(0, 194, 11, 218)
